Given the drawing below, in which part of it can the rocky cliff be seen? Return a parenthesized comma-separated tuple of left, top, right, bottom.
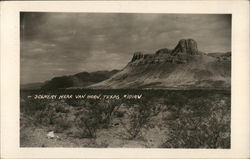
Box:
(90, 39, 231, 89)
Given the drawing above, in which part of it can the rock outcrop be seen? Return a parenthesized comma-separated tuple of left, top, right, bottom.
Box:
(90, 38, 231, 89)
(131, 52, 145, 62)
(155, 48, 172, 55)
(172, 39, 199, 55)
(130, 39, 202, 65)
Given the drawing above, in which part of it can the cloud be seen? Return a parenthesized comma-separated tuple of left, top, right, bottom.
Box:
(20, 13, 231, 84)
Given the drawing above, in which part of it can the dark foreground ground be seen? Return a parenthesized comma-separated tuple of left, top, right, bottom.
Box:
(20, 89, 230, 148)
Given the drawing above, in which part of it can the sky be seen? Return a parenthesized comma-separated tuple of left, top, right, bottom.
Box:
(20, 13, 231, 84)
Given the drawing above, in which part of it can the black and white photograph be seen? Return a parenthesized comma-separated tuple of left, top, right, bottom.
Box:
(19, 12, 232, 148)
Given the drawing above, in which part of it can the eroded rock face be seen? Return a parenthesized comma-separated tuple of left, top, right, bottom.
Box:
(89, 38, 231, 89)
(172, 39, 199, 55)
(155, 48, 172, 55)
(131, 52, 144, 62)
(130, 39, 202, 64)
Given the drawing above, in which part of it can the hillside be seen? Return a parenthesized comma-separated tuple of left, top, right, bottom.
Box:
(90, 39, 231, 89)
(22, 70, 119, 90)
(20, 82, 44, 90)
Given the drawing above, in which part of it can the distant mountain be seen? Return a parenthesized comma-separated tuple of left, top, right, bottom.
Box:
(41, 70, 119, 90)
(21, 70, 119, 90)
(20, 82, 43, 90)
(207, 52, 231, 61)
(89, 39, 231, 89)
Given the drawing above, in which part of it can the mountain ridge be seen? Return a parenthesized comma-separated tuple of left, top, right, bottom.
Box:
(89, 39, 231, 89)
(21, 70, 119, 90)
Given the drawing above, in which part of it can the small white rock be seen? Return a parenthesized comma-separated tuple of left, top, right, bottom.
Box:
(47, 131, 55, 139)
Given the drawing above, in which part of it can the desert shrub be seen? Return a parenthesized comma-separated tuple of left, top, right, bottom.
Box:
(161, 96, 230, 148)
(114, 111, 125, 118)
(21, 98, 49, 115)
(125, 100, 152, 139)
(54, 115, 72, 133)
(73, 99, 124, 138)
(82, 99, 123, 128)
(21, 97, 73, 128)
(163, 93, 189, 115)
(53, 102, 70, 113)
(183, 97, 213, 118)
(98, 100, 123, 127)
(75, 111, 99, 138)
(33, 104, 57, 125)
(162, 116, 230, 148)
(65, 99, 87, 107)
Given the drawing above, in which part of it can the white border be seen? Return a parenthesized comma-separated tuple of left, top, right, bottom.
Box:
(1, 1, 249, 158)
